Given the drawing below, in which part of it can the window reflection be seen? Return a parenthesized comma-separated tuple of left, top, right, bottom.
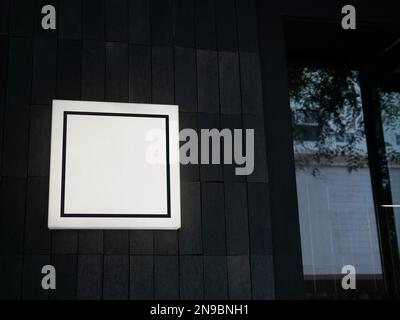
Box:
(289, 67, 384, 298)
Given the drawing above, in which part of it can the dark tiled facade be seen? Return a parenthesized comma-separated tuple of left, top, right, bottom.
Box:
(0, 0, 273, 299)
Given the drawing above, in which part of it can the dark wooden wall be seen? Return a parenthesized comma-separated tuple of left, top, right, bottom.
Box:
(0, 0, 274, 299)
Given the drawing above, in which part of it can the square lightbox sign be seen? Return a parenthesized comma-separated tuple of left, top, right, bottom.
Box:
(48, 100, 180, 230)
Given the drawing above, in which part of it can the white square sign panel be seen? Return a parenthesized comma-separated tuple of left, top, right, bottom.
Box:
(48, 100, 180, 230)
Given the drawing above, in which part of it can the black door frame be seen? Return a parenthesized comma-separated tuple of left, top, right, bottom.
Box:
(257, 4, 305, 300)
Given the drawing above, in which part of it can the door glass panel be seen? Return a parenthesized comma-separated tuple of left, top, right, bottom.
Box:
(289, 67, 384, 298)
(379, 90, 400, 251)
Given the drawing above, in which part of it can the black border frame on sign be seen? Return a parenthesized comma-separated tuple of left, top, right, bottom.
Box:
(60, 111, 171, 218)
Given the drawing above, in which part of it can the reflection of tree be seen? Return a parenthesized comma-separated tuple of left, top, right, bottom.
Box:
(289, 67, 367, 174)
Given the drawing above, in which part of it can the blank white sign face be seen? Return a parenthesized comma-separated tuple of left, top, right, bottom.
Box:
(48, 100, 180, 230)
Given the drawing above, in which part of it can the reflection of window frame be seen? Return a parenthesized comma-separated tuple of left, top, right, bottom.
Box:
(362, 76, 400, 299)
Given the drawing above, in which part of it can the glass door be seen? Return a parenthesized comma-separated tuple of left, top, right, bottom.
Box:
(284, 19, 400, 299)
(379, 90, 400, 248)
(375, 87, 400, 292)
(288, 66, 385, 298)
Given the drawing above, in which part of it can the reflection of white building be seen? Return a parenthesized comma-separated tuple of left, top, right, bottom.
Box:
(296, 167, 382, 276)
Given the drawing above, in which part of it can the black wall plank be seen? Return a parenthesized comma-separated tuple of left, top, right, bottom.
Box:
(2, 108, 29, 177)
(103, 255, 129, 299)
(216, 0, 237, 51)
(32, 37, 57, 105)
(82, 40, 105, 100)
(201, 183, 226, 255)
(221, 114, 245, 182)
(24, 177, 51, 254)
(52, 230, 78, 254)
(224, 183, 249, 255)
(106, 42, 129, 102)
(154, 255, 179, 299)
(251, 255, 275, 299)
(236, 0, 258, 52)
(248, 183, 272, 255)
(0, 256, 23, 299)
(204, 256, 227, 299)
(152, 45, 177, 255)
(240, 52, 263, 115)
(129, 44, 151, 103)
(83, 0, 105, 40)
(130, 255, 154, 299)
(7, 37, 32, 106)
(77, 255, 103, 299)
(195, 0, 216, 49)
(10, 0, 33, 37)
(50, 254, 77, 299)
(28, 105, 51, 176)
(105, 0, 128, 42)
(59, 0, 82, 39)
(244, 115, 268, 182)
(151, 0, 173, 46)
(180, 256, 203, 299)
(130, 231, 153, 255)
(199, 114, 223, 181)
(227, 255, 251, 299)
(22, 255, 50, 300)
(219, 52, 241, 114)
(78, 231, 103, 254)
(175, 47, 197, 113)
(0, 105, 3, 170)
(128, 45, 153, 258)
(179, 182, 202, 255)
(179, 113, 200, 181)
(129, 0, 150, 45)
(0, 179, 26, 254)
(0, 36, 7, 104)
(104, 231, 129, 254)
(57, 39, 82, 100)
(78, 36, 104, 254)
(0, 0, 9, 35)
(154, 231, 178, 255)
(174, 0, 194, 47)
(197, 50, 219, 113)
(151, 46, 174, 104)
